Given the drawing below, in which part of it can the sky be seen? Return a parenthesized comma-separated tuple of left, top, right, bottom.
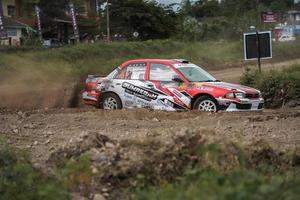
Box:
(157, 0, 181, 5)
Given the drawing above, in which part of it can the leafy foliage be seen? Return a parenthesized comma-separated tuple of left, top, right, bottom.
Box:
(133, 168, 300, 200)
(240, 65, 300, 108)
(99, 0, 178, 40)
(132, 130, 300, 200)
(56, 155, 93, 195)
(178, 0, 294, 40)
(0, 140, 70, 200)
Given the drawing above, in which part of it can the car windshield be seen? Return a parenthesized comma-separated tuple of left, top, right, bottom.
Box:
(176, 64, 217, 82)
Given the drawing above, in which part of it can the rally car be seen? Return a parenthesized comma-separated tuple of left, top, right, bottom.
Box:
(82, 59, 264, 112)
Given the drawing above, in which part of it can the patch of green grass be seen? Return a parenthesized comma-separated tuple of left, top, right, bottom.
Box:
(1, 39, 300, 81)
(133, 168, 300, 200)
(0, 140, 70, 200)
(57, 155, 93, 194)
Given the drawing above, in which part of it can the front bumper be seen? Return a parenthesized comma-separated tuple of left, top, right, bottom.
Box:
(217, 98, 264, 112)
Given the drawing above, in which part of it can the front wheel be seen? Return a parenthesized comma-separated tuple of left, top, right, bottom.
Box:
(193, 96, 218, 112)
(101, 93, 122, 110)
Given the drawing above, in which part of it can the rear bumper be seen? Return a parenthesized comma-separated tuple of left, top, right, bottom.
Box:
(217, 98, 264, 112)
(82, 91, 100, 106)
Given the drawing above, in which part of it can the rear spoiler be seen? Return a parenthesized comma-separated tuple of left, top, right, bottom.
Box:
(88, 75, 102, 78)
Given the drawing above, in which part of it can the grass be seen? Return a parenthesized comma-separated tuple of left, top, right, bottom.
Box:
(1, 39, 300, 81)
(0, 39, 300, 108)
(133, 168, 300, 200)
(0, 139, 70, 200)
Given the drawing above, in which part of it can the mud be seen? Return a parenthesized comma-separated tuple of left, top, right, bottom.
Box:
(0, 108, 299, 167)
(0, 107, 299, 199)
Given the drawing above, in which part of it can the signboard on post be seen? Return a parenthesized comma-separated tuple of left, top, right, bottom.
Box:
(35, 5, 42, 42)
(69, 2, 80, 42)
(0, 0, 8, 39)
(244, 31, 272, 72)
(261, 12, 278, 23)
(244, 31, 272, 61)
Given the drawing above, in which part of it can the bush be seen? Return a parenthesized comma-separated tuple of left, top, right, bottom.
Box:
(133, 137, 300, 200)
(56, 155, 93, 195)
(240, 65, 300, 108)
(0, 140, 70, 200)
(133, 168, 300, 200)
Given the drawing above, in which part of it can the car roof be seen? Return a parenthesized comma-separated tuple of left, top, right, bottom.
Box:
(120, 59, 187, 68)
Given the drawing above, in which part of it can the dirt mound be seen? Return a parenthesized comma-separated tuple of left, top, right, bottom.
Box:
(45, 131, 299, 199)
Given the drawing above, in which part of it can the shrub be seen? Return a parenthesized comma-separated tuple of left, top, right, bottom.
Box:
(240, 65, 300, 108)
(133, 137, 300, 200)
(133, 168, 300, 200)
(0, 140, 70, 200)
(56, 155, 93, 195)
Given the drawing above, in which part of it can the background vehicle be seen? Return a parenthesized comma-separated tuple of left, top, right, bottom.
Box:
(277, 35, 296, 42)
(42, 38, 62, 48)
(82, 59, 264, 112)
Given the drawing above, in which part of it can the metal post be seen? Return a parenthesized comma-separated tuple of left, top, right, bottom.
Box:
(106, 0, 110, 42)
(256, 30, 262, 73)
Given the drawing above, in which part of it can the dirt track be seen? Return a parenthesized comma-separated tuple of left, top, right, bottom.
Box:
(1, 58, 300, 110)
(1, 59, 300, 169)
(1, 108, 299, 168)
(1, 59, 300, 199)
(211, 58, 300, 82)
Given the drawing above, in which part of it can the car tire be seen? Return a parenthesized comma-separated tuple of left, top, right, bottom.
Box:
(193, 96, 219, 112)
(100, 93, 122, 110)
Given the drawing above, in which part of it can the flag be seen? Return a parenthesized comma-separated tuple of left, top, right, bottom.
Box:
(0, 0, 8, 39)
(69, 2, 79, 41)
(35, 5, 42, 41)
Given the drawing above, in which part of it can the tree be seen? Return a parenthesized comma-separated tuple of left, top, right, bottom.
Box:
(38, 0, 69, 34)
(100, 0, 179, 40)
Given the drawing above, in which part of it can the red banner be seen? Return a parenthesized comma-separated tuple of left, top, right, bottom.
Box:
(261, 12, 278, 23)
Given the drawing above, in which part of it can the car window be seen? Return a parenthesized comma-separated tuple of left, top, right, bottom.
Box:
(149, 63, 177, 81)
(115, 63, 146, 80)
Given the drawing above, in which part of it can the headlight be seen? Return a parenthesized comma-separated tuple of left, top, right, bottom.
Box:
(225, 92, 235, 99)
(235, 92, 245, 99)
(225, 92, 245, 99)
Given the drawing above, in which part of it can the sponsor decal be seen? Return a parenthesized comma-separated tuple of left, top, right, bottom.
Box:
(168, 88, 191, 108)
(172, 89, 183, 98)
(195, 83, 204, 88)
(122, 82, 158, 101)
(158, 98, 174, 108)
(136, 99, 153, 108)
(160, 82, 179, 88)
(124, 100, 134, 107)
(199, 86, 214, 91)
(124, 93, 135, 100)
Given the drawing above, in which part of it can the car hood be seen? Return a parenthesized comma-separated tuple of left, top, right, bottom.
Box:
(197, 81, 260, 93)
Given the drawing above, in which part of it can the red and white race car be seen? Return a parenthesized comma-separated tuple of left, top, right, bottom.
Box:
(82, 59, 264, 112)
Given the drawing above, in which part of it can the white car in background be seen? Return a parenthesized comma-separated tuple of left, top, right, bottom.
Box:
(277, 35, 296, 42)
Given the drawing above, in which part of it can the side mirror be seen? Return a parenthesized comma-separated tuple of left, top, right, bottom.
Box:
(172, 75, 183, 83)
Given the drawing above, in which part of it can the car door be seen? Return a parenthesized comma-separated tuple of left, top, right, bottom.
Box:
(148, 62, 191, 110)
(113, 62, 158, 109)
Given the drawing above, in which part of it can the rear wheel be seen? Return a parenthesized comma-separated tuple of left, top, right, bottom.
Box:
(101, 93, 122, 110)
(193, 96, 218, 112)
